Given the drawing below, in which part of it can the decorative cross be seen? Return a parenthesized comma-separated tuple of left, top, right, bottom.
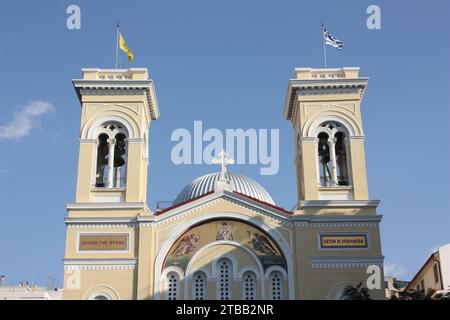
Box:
(211, 149, 235, 177)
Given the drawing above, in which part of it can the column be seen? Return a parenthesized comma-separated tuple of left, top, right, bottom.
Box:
(328, 138, 338, 186)
(107, 139, 115, 188)
(115, 167, 121, 188)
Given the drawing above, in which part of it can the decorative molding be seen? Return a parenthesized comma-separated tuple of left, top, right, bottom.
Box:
(127, 138, 143, 144)
(65, 217, 138, 229)
(63, 258, 137, 270)
(284, 78, 368, 120)
(299, 200, 380, 208)
(79, 138, 97, 144)
(300, 137, 317, 143)
(309, 256, 384, 269)
(73, 78, 159, 120)
(66, 202, 146, 211)
(67, 223, 136, 229)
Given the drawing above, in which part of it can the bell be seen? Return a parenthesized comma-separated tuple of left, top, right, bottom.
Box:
(113, 155, 125, 168)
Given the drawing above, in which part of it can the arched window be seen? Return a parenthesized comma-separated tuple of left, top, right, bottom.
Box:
(242, 271, 257, 300)
(216, 258, 232, 300)
(95, 134, 109, 187)
(166, 272, 180, 300)
(335, 131, 349, 186)
(318, 132, 332, 186)
(94, 123, 128, 188)
(192, 271, 207, 300)
(269, 271, 284, 300)
(317, 122, 350, 187)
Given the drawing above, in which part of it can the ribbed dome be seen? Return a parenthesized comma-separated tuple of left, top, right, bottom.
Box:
(173, 172, 275, 205)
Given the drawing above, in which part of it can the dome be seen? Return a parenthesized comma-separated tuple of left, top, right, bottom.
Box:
(173, 172, 275, 206)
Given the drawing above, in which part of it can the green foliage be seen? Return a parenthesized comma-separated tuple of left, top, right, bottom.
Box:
(341, 282, 371, 300)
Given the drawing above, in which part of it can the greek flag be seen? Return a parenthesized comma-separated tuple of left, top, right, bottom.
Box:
(323, 25, 343, 50)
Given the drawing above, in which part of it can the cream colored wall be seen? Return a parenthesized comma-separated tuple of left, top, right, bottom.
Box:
(63, 269, 136, 300)
(293, 223, 384, 300)
(408, 259, 442, 292)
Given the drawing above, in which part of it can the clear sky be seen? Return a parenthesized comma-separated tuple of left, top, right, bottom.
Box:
(0, 0, 449, 287)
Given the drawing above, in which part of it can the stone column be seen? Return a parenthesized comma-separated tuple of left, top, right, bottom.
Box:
(115, 167, 121, 188)
(107, 139, 116, 188)
(328, 138, 338, 186)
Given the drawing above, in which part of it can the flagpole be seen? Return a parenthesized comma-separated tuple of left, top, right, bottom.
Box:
(322, 24, 327, 69)
(115, 22, 120, 69)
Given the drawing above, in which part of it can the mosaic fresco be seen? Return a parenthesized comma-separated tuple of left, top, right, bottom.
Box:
(163, 219, 286, 271)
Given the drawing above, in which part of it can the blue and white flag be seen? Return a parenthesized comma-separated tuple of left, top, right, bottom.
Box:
(323, 25, 343, 50)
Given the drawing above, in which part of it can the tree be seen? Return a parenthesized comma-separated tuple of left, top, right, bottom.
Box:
(341, 282, 371, 300)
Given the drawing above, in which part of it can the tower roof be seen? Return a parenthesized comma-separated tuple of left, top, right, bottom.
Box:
(72, 68, 159, 120)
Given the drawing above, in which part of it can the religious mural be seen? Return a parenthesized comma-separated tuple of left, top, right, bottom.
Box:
(163, 219, 286, 271)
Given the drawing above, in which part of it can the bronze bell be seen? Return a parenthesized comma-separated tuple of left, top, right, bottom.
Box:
(113, 155, 125, 167)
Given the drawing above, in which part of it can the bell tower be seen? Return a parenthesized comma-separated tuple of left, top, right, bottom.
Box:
(72, 68, 159, 204)
(63, 68, 159, 300)
(284, 67, 385, 299)
(284, 67, 369, 205)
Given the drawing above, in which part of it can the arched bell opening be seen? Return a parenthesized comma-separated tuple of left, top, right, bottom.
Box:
(317, 132, 332, 187)
(93, 123, 128, 188)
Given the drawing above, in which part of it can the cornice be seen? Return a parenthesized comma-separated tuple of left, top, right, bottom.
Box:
(63, 258, 137, 270)
(72, 79, 159, 120)
(310, 256, 384, 269)
(66, 202, 147, 211)
(299, 200, 380, 209)
(284, 77, 368, 120)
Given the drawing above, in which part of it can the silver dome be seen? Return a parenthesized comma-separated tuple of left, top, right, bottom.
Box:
(173, 172, 275, 205)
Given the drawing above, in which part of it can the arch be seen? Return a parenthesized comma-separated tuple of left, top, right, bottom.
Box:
(158, 266, 185, 300)
(242, 270, 258, 300)
(238, 266, 261, 280)
(212, 252, 239, 279)
(265, 266, 288, 301)
(264, 265, 288, 281)
(192, 271, 208, 300)
(165, 272, 181, 300)
(154, 212, 294, 299)
(82, 285, 120, 300)
(268, 270, 284, 300)
(326, 281, 358, 300)
(184, 240, 266, 300)
(187, 267, 212, 281)
(215, 257, 233, 300)
(161, 266, 185, 281)
(304, 113, 362, 138)
(82, 114, 139, 139)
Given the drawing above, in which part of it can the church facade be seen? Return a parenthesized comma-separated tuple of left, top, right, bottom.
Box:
(63, 67, 385, 300)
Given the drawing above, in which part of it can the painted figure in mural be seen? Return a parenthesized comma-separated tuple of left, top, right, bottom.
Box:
(247, 231, 278, 256)
(216, 222, 233, 241)
(173, 234, 200, 256)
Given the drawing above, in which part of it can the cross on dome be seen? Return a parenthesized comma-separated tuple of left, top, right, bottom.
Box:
(211, 149, 235, 180)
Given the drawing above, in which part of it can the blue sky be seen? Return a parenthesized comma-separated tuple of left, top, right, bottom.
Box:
(0, 0, 449, 287)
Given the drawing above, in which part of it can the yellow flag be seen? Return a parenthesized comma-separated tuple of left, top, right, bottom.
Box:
(119, 32, 134, 63)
